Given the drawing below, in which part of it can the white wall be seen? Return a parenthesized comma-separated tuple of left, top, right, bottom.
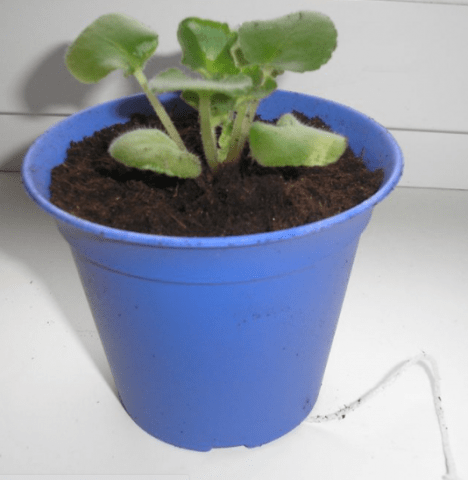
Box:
(1, 0, 467, 189)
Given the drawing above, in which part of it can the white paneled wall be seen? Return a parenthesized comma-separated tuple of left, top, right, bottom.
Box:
(1, 0, 467, 188)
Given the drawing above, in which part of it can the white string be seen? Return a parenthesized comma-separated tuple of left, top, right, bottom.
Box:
(306, 352, 462, 480)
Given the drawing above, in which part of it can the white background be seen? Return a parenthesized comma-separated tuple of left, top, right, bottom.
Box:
(1, 1, 467, 479)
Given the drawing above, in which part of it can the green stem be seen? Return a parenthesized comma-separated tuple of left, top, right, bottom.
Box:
(133, 69, 187, 152)
(198, 94, 219, 171)
(225, 99, 260, 163)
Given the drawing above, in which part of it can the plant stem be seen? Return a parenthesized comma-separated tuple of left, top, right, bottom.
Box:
(198, 94, 219, 171)
(133, 69, 187, 152)
(225, 99, 260, 163)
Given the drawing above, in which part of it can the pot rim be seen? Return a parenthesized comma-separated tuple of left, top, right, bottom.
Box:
(22, 90, 403, 249)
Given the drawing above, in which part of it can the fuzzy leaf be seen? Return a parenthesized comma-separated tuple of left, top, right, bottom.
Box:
(243, 66, 277, 99)
(109, 129, 202, 178)
(149, 68, 252, 95)
(150, 68, 252, 130)
(217, 117, 235, 161)
(65, 13, 159, 83)
(249, 114, 347, 168)
(183, 91, 236, 128)
(238, 11, 337, 72)
(178, 17, 239, 78)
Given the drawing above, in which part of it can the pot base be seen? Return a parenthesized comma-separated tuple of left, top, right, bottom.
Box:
(22, 90, 403, 452)
(70, 230, 362, 451)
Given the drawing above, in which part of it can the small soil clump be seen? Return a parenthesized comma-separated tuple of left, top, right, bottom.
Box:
(50, 110, 383, 237)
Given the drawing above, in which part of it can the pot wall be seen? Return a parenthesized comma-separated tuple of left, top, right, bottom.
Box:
(22, 90, 403, 450)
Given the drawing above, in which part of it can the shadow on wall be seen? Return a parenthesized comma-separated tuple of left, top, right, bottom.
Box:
(0, 44, 191, 171)
(1, 145, 33, 173)
(22, 43, 191, 113)
(23, 44, 90, 112)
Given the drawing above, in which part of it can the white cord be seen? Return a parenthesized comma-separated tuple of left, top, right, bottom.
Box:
(306, 352, 462, 480)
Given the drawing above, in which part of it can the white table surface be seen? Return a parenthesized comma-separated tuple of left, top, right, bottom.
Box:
(1, 171, 467, 479)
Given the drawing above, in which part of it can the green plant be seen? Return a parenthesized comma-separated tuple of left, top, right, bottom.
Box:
(65, 11, 346, 178)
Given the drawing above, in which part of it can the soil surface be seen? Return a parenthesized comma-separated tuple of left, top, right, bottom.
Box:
(50, 109, 384, 237)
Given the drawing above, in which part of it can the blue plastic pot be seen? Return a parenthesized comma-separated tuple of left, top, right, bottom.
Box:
(22, 90, 403, 451)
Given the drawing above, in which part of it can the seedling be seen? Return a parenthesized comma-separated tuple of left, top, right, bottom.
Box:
(66, 11, 347, 178)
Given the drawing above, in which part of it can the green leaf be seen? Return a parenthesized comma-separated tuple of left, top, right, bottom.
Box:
(239, 65, 278, 99)
(109, 129, 202, 178)
(217, 117, 235, 161)
(66, 13, 159, 83)
(149, 68, 252, 96)
(178, 17, 239, 78)
(150, 67, 253, 132)
(231, 44, 250, 68)
(238, 11, 337, 72)
(249, 113, 347, 168)
(182, 90, 235, 127)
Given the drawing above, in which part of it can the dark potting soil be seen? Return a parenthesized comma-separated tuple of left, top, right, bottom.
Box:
(50, 110, 384, 237)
